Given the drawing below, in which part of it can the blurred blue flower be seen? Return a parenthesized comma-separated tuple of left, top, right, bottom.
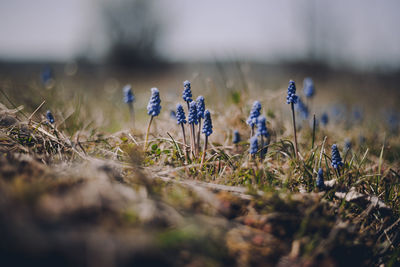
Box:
(123, 85, 135, 103)
(170, 110, 176, 119)
(246, 101, 262, 127)
(233, 130, 241, 144)
(331, 104, 346, 122)
(316, 168, 325, 189)
(256, 116, 269, 137)
(296, 97, 309, 119)
(351, 106, 363, 123)
(385, 111, 399, 133)
(188, 101, 198, 125)
(147, 88, 161, 117)
(41, 67, 53, 85)
(202, 110, 213, 136)
(196, 96, 205, 119)
(345, 139, 352, 150)
(331, 144, 344, 169)
(286, 80, 298, 104)
(182, 80, 192, 102)
(46, 110, 55, 124)
(176, 103, 186, 124)
(249, 136, 258, 155)
(303, 77, 315, 98)
(321, 112, 329, 126)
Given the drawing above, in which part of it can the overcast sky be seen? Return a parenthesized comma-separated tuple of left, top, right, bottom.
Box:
(0, 0, 400, 69)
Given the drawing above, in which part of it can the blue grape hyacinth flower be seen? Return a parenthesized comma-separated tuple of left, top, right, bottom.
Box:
(256, 116, 269, 137)
(352, 106, 363, 123)
(188, 101, 198, 125)
(345, 139, 352, 150)
(303, 77, 315, 98)
(196, 96, 205, 119)
(331, 144, 344, 169)
(249, 136, 258, 155)
(233, 130, 241, 144)
(286, 80, 298, 104)
(46, 110, 55, 124)
(246, 101, 262, 127)
(202, 110, 213, 137)
(41, 67, 53, 85)
(316, 168, 325, 189)
(182, 80, 192, 102)
(296, 97, 309, 119)
(147, 88, 161, 117)
(176, 103, 186, 124)
(321, 112, 329, 126)
(123, 85, 135, 103)
(170, 110, 176, 119)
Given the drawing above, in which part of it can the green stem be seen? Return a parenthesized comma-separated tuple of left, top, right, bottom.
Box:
(260, 135, 264, 160)
(144, 116, 154, 150)
(189, 123, 194, 159)
(197, 118, 202, 156)
(128, 103, 135, 128)
(181, 123, 189, 162)
(311, 114, 316, 149)
(291, 102, 299, 158)
(200, 135, 208, 169)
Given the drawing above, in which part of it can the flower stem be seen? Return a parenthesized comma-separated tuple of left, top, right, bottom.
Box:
(144, 116, 154, 150)
(311, 114, 316, 149)
(197, 118, 202, 156)
(189, 123, 194, 158)
(291, 102, 299, 158)
(181, 123, 189, 162)
(128, 102, 135, 128)
(200, 135, 208, 169)
(250, 125, 254, 137)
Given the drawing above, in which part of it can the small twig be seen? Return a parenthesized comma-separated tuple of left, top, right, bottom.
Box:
(28, 100, 45, 124)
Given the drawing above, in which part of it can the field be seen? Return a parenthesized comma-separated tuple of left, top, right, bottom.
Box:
(0, 62, 399, 266)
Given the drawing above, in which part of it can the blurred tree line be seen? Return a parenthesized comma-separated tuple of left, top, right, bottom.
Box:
(100, 0, 164, 67)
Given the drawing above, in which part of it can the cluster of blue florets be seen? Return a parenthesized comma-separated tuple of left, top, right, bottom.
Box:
(182, 80, 192, 102)
(321, 113, 329, 126)
(147, 88, 162, 116)
(233, 130, 241, 144)
(202, 110, 213, 137)
(46, 110, 55, 124)
(196, 96, 205, 119)
(176, 104, 186, 125)
(316, 168, 325, 189)
(249, 136, 258, 155)
(303, 77, 315, 98)
(188, 101, 198, 125)
(331, 144, 344, 169)
(286, 80, 298, 104)
(123, 85, 135, 103)
(256, 116, 269, 137)
(246, 101, 262, 127)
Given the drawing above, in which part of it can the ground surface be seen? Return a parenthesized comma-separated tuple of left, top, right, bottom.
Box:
(0, 62, 399, 266)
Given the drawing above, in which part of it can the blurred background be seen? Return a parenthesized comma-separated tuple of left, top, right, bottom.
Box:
(1, 0, 400, 69)
(0, 0, 399, 131)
